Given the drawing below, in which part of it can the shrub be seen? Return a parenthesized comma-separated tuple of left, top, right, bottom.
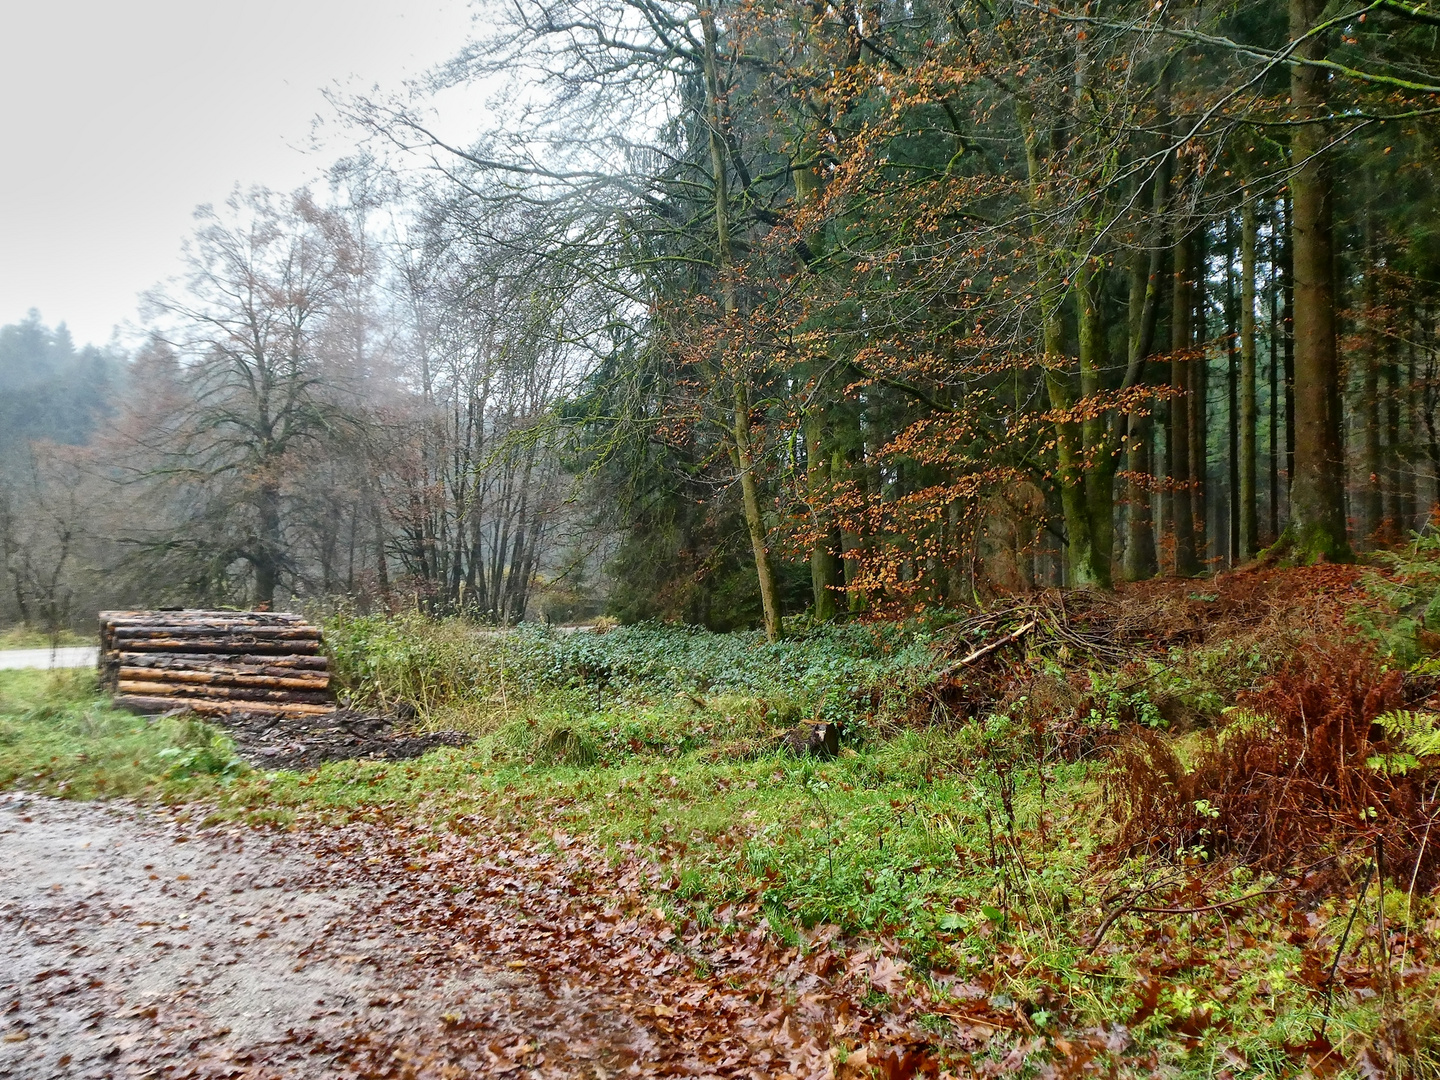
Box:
(1353, 531, 1440, 665)
(1103, 642, 1440, 886)
(324, 615, 940, 732)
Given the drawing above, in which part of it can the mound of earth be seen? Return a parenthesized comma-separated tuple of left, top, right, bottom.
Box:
(213, 707, 469, 770)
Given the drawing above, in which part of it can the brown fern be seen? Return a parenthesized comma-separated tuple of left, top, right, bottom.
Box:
(1104, 642, 1440, 888)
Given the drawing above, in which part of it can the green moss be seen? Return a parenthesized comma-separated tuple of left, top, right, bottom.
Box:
(1265, 521, 1354, 567)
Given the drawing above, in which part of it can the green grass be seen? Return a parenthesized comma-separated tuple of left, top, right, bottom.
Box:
(0, 625, 90, 649)
(0, 669, 246, 799)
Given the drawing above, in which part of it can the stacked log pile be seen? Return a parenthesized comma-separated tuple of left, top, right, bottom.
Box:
(99, 611, 334, 719)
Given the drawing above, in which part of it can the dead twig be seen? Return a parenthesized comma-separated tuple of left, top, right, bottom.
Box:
(1318, 858, 1376, 1038)
(1086, 885, 1281, 954)
(940, 619, 1037, 677)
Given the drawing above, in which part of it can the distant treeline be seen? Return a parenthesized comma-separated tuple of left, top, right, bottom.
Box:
(0, 187, 599, 634)
(0, 314, 123, 454)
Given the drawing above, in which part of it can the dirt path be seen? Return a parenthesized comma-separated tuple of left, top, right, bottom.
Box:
(0, 794, 645, 1079)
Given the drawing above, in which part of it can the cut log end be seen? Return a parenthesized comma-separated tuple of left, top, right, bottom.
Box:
(781, 721, 840, 759)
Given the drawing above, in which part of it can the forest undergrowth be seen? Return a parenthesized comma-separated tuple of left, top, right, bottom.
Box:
(4, 555, 1440, 1077)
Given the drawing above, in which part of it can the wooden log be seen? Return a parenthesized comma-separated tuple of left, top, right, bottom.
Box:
(100, 610, 333, 707)
(116, 666, 330, 689)
(99, 613, 316, 642)
(200, 699, 334, 718)
(116, 667, 330, 692)
(116, 679, 333, 705)
(113, 693, 196, 715)
(115, 678, 331, 703)
(102, 655, 332, 690)
(112, 627, 321, 641)
(105, 620, 308, 633)
(112, 666, 329, 685)
(105, 609, 311, 619)
(108, 638, 322, 655)
(115, 652, 329, 673)
(109, 616, 318, 628)
(113, 694, 335, 719)
(104, 616, 312, 628)
(100, 610, 309, 625)
(110, 636, 323, 651)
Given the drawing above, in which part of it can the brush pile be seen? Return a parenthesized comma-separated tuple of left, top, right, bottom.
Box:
(939, 565, 1367, 673)
(99, 610, 334, 719)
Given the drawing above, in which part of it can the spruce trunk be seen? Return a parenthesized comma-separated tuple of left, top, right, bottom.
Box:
(1171, 232, 1199, 575)
(1285, 0, 1351, 561)
(1240, 198, 1259, 559)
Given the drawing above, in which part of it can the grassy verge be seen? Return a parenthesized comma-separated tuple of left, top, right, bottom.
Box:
(0, 626, 90, 649)
(0, 669, 246, 799)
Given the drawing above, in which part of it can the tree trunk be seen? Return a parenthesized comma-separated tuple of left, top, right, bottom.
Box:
(1226, 212, 1241, 565)
(1079, 260, 1115, 588)
(1361, 212, 1383, 548)
(701, 3, 783, 640)
(795, 157, 843, 616)
(1171, 230, 1199, 576)
(1123, 162, 1167, 581)
(733, 382, 784, 640)
(1190, 230, 1209, 567)
(805, 410, 843, 619)
(1268, 207, 1281, 543)
(1384, 335, 1403, 542)
(254, 478, 282, 607)
(1044, 258, 1111, 591)
(1018, 94, 1114, 591)
(1285, 0, 1351, 561)
(1283, 195, 1296, 513)
(1240, 198, 1259, 559)
(1402, 328, 1418, 532)
(1123, 409, 1157, 580)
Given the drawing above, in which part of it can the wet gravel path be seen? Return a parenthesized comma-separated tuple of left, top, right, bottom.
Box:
(0, 794, 640, 1078)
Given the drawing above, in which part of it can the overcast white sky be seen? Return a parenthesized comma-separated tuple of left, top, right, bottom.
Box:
(0, 0, 480, 348)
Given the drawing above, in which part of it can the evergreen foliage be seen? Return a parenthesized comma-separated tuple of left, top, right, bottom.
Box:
(0, 311, 120, 457)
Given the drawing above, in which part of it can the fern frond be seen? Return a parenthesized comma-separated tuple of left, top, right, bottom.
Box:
(1373, 710, 1440, 758)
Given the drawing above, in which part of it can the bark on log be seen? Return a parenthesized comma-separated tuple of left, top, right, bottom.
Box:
(115, 679, 334, 705)
(108, 638, 322, 655)
(116, 667, 330, 691)
(113, 694, 335, 719)
(105, 621, 311, 633)
(115, 652, 329, 672)
(100, 610, 309, 625)
(112, 630, 321, 644)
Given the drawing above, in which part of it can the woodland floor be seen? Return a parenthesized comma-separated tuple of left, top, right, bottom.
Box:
(0, 785, 941, 1080)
